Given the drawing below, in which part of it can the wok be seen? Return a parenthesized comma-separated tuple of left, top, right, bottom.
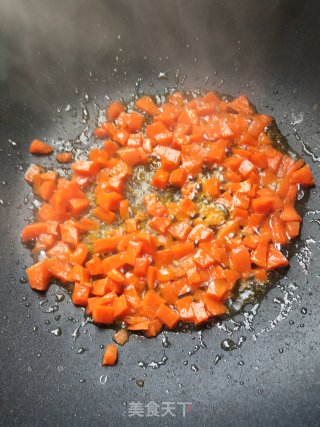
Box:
(0, 1, 320, 426)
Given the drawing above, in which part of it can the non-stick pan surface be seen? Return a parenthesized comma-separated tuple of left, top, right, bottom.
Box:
(1, 1, 320, 426)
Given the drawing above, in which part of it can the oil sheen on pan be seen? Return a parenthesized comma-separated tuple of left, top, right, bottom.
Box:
(20, 90, 315, 366)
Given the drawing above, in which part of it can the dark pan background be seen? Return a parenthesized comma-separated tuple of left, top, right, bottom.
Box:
(0, 1, 320, 426)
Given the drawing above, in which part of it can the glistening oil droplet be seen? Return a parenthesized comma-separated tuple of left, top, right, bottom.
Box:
(213, 355, 222, 365)
(157, 71, 169, 80)
(136, 379, 144, 387)
(50, 327, 62, 336)
(161, 335, 171, 348)
(55, 293, 65, 302)
(188, 345, 200, 356)
(221, 339, 237, 351)
(221, 336, 246, 352)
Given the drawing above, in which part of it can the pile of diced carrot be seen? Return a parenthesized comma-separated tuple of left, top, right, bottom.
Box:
(22, 91, 314, 354)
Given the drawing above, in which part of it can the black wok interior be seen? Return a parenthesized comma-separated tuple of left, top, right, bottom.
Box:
(0, 1, 320, 426)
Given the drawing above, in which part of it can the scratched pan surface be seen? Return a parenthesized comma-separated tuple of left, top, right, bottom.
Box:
(0, 1, 320, 426)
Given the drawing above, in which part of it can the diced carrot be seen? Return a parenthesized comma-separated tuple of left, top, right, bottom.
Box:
(76, 217, 99, 232)
(127, 320, 150, 331)
(290, 165, 314, 187)
(136, 96, 160, 116)
(191, 301, 209, 324)
(147, 266, 157, 289)
(91, 278, 109, 296)
(102, 254, 125, 274)
(29, 139, 53, 155)
(114, 294, 130, 318)
(144, 194, 167, 217)
(169, 221, 192, 241)
(127, 133, 143, 147)
(21, 223, 48, 242)
(39, 180, 56, 201)
(151, 169, 170, 190)
(33, 234, 57, 252)
(118, 147, 148, 166)
(280, 204, 302, 222)
(103, 139, 119, 156)
(285, 221, 300, 238)
(102, 343, 118, 366)
(40, 170, 57, 181)
(247, 213, 265, 229)
(24, 164, 44, 185)
(265, 149, 283, 173)
(93, 305, 115, 324)
(89, 148, 109, 167)
(93, 236, 121, 254)
(125, 218, 137, 233)
(156, 304, 180, 328)
(113, 129, 130, 146)
(60, 221, 79, 247)
(202, 294, 226, 316)
(229, 246, 251, 274)
(194, 249, 215, 269)
(124, 284, 141, 309)
(69, 264, 90, 282)
(85, 255, 104, 275)
(26, 261, 51, 291)
(72, 282, 91, 306)
(139, 291, 162, 320)
(47, 241, 71, 261)
(93, 207, 117, 224)
(233, 194, 250, 209)
(124, 241, 142, 265)
(248, 114, 272, 138)
(172, 242, 195, 259)
(46, 258, 72, 283)
(113, 329, 129, 346)
(251, 236, 269, 268)
(108, 269, 126, 284)
(149, 217, 172, 234)
(107, 101, 125, 121)
(188, 224, 213, 242)
(243, 234, 259, 250)
(266, 245, 289, 270)
(207, 280, 228, 301)
(270, 214, 288, 245)
(206, 145, 225, 164)
(169, 168, 187, 187)
(68, 198, 90, 217)
(155, 249, 173, 266)
(153, 146, 181, 171)
(285, 184, 298, 204)
(127, 111, 144, 132)
(202, 178, 220, 198)
(119, 199, 130, 220)
(56, 152, 73, 163)
(146, 121, 168, 138)
(238, 159, 256, 178)
(72, 172, 93, 189)
(133, 258, 150, 276)
(253, 268, 268, 282)
(96, 192, 123, 211)
(71, 161, 98, 176)
(251, 196, 275, 213)
(199, 242, 221, 262)
(176, 296, 194, 321)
